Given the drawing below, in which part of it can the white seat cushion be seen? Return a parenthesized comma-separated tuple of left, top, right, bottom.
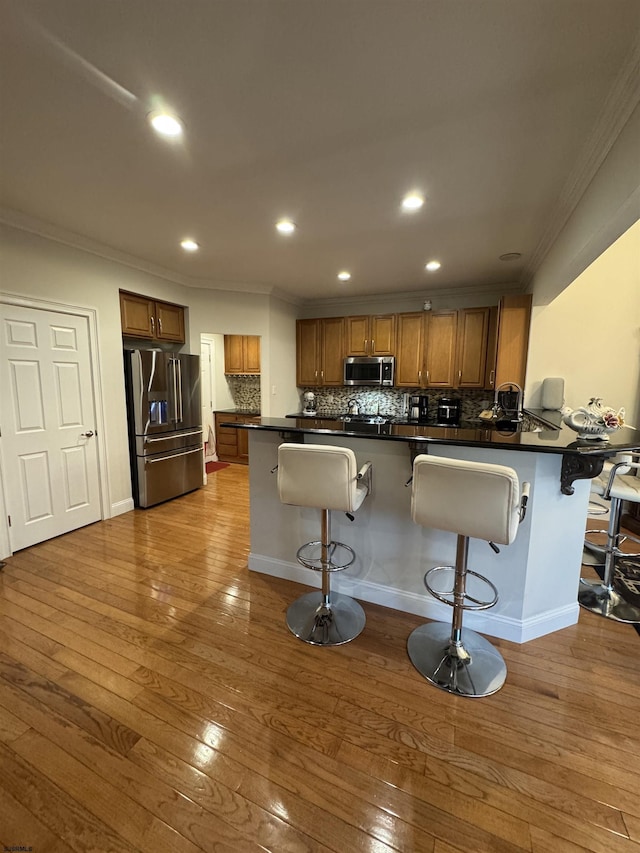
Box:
(412, 455, 521, 545)
(592, 469, 640, 503)
(278, 444, 368, 512)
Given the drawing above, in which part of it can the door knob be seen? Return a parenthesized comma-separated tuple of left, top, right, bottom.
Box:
(81, 430, 94, 437)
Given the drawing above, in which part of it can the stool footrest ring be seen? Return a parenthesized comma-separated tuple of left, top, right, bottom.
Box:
(584, 530, 640, 560)
(296, 540, 356, 572)
(424, 565, 498, 611)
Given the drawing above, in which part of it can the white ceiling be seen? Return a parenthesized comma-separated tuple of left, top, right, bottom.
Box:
(1, 0, 639, 303)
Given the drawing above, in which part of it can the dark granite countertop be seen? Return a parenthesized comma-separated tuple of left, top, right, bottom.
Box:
(223, 413, 639, 458)
(214, 408, 261, 415)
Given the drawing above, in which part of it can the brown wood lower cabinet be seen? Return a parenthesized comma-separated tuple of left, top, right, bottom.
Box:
(214, 413, 260, 464)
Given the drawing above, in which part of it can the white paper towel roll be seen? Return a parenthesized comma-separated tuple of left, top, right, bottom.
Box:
(541, 377, 564, 410)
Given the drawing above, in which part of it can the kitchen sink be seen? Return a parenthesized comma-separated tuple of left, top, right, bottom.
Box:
(338, 414, 390, 424)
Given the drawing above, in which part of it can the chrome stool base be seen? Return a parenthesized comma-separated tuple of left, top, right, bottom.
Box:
(286, 590, 366, 645)
(578, 579, 640, 624)
(407, 621, 507, 698)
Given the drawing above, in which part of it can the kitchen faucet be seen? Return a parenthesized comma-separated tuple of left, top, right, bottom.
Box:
(493, 382, 523, 421)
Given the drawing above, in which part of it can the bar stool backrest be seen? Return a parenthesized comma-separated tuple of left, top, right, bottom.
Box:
(412, 455, 521, 546)
(278, 443, 365, 512)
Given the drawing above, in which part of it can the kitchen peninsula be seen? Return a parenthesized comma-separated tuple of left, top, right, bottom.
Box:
(228, 416, 640, 642)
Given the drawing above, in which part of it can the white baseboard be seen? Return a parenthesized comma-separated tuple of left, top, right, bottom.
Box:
(110, 498, 135, 517)
(248, 553, 579, 644)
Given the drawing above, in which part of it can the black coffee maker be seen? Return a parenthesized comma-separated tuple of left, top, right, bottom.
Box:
(409, 394, 429, 423)
(437, 397, 461, 425)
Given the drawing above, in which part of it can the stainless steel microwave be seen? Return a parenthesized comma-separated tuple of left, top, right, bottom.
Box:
(344, 356, 395, 386)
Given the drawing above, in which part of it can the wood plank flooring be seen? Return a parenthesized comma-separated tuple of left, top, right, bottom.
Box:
(1, 464, 639, 853)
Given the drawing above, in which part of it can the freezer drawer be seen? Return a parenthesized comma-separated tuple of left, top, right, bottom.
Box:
(135, 428, 203, 456)
(136, 445, 203, 508)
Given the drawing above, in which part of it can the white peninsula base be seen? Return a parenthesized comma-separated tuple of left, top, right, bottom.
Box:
(247, 430, 591, 643)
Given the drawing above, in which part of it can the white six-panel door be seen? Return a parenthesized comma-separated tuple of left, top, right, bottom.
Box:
(0, 304, 101, 551)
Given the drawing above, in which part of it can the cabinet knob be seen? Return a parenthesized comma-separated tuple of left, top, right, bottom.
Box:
(371, 339, 375, 353)
(158, 317, 163, 335)
(150, 316, 155, 334)
(489, 369, 495, 386)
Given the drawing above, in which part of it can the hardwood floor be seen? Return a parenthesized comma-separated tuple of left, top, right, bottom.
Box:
(1, 464, 639, 852)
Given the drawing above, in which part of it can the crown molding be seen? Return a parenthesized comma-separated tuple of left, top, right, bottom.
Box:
(303, 279, 524, 310)
(0, 206, 298, 300)
(522, 36, 640, 285)
(0, 206, 195, 287)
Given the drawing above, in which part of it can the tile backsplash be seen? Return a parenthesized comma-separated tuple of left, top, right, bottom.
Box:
(299, 387, 496, 419)
(227, 375, 261, 412)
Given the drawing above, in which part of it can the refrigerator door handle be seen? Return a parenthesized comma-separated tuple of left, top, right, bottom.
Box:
(169, 358, 179, 423)
(145, 429, 202, 443)
(145, 447, 202, 464)
(176, 359, 183, 422)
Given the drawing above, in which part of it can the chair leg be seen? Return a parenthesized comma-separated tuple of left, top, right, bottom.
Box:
(407, 535, 507, 698)
(286, 509, 366, 645)
(579, 497, 640, 623)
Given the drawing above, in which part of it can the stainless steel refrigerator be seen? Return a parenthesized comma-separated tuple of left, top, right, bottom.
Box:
(124, 349, 203, 508)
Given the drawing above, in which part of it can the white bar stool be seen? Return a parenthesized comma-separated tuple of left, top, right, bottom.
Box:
(407, 455, 529, 698)
(277, 443, 372, 645)
(581, 453, 640, 623)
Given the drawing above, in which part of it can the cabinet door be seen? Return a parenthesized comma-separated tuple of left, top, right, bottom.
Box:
(370, 315, 396, 355)
(155, 301, 185, 342)
(320, 317, 345, 385)
(424, 311, 457, 388)
(237, 424, 249, 463)
(395, 313, 425, 387)
(223, 336, 244, 374)
(296, 319, 320, 385)
(456, 307, 489, 388)
(237, 416, 260, 464)
(120, 292, 154, 338)
(494, 295, 532, 389)
(345, 316, 369, 356)
(243, 336, 261, 373)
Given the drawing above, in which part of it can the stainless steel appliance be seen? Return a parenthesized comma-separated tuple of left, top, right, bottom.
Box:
(437, 397, 461, 425)
(124, 349, 203, 507)
(494, 382, 523, 424)
(344, 356, 394, 386)
(302, 390, 317, 416)
(408, 394, 429, 423)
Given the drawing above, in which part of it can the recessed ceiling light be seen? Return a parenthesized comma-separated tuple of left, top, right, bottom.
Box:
(276, 219, 296, 235)
(181, 239, 199, 252)
(148, 111, 184, 137)
(337, 271, 351, 281)
(499, 252, 522, 262)
(425, 260, 441, 272)
(402, 192, 424, 211)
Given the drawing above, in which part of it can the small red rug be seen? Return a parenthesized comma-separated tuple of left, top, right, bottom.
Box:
(206, 461, 230, 473)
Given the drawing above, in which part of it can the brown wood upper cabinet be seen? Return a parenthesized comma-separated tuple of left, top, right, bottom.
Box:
(345, 314, 396, 356)
(490, 294, 532, 390)
(120, 291, 185, 343)
(223, 335, 261, 374)
(296, 317, 345, 386)
(395, 307, 490, 389)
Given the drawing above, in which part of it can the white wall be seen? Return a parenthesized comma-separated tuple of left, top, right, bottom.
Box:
(267, 297, 300, 416)
(528, 103, 640, 309)
(526, 219, 640, 423)
(0, 224, 290, 520)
